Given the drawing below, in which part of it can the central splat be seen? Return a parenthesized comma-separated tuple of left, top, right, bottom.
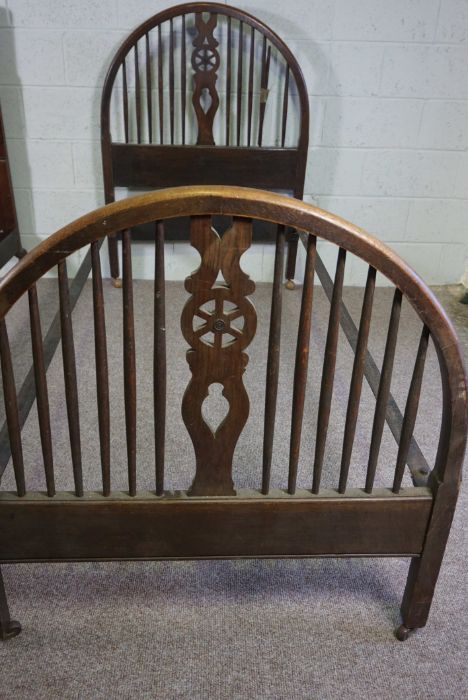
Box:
(181, 216, 257, 496)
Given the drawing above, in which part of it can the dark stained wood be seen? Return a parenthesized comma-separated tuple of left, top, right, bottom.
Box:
(0, 320, 25, 496)
(365, 289, 403, 494)
(312, 247, 346, 493)
(181, 15, 186, 145)
(169, 18, 175, 145)
(192, 12, 220, 146)
(181, 216, 256, 496)
(122, 230, 137, 496)
(226, 15, 232, 145)
(58, 260, 83, 497)
(91, 241, 110, 496)
(158, 24, 163, 144)
(122, 60, 129, 143)
(154, 222, 166, 496)
(393, 325, 430, 493)
(288, 235, 317, 494)
(258, 42, 271, 148)
(281, 64, 289, 148)
(111, 144, 299, 189)
(236, 20, 243, 146)
(262, 224, 285, 495)
(0, 567, 21, 640)
(0, 491, 433, 561)
(134, 45, 141, 144)
(145, 33, 152, 143)
(247, 26, 255, 146)
(338, 266, 376, 493)
(28, 284, 55, 497)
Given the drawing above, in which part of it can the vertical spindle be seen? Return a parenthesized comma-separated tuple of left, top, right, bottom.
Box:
(312, 248, 346, 493)
(134, 44, 141, 144)
(338, 266, 376, 493)
(288, 235, 317, 494)
(393, 326, 430, 493)
(169, 18, 175, 145)
(0, 319, 25, 496)
(364, 288, 403, 494)
(258, 42, 271, 147)
(262, 225, 285, 494)
(158, 24, 164, 144)
(226, 15, 232, 145)
(28, 284, 55, 496)
(58, 260, 83, 497)
(237, 20, 243, 146)
(281, 65, 290, 148)
(247, 26, 255, 146)
(122, 230, 137, 496)
(122, 60, 129, 143)
(181, 15, 186, 145)
(91, 241, 111, 496)
(154, 222, 166, 495)
(145, 33, 152, 143)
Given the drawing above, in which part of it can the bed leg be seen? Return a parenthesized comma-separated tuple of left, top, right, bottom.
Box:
(396, 482, 459, 641)
(107, 235, 122, 288)
(285, 231, 298, 290)
(0, 568, 21, 641)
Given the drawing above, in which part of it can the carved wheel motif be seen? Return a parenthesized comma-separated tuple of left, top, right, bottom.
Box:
(193, 47, 219, 72)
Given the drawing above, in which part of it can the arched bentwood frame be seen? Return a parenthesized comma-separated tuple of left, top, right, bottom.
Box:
(0, 187, 466, 643)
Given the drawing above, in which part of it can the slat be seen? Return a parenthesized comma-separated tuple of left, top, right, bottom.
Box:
(247, 26, 255, 147)
(134, 45, 141, 144)
(122, 60, 129, 143)
(58, 260, 83, 497)
(393, 325, 430, 494)
(364, 288, 403, 494)
(181, 15, 186, 145)
(226, 15, 231, 145)
(262, 224, 285, 495)
(281, 64, 290, 148)
(312, 248, 346, 494)
(91, 241, 110, 496)
(169, 18, 175, 145)
(145, 33, 152, 143)
(154, 222, 166, 495)
(258, 43, 271, 147)
(236, 20, 243, 146)
(28, 284, 54, 496)
(338, 266, 376, 494)
(122, 230, 137, 496)
(0, 319, 25, 496)
(288, 235, 317, 494)
(158, 24, 164, 144)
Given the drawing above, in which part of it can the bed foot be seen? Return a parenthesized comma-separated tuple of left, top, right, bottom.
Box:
(395, 624, 413, 642)
(285, 279, 296, 290)
(112, 277, 122, 289)
(0, 568, 21, 641)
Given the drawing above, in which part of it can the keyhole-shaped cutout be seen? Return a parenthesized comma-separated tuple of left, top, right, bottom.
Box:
(200, 87, 212, 113)
(201, 382, 229, 435)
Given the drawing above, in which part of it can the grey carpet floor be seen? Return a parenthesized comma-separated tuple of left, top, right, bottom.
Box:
(0, 280, 466, 699)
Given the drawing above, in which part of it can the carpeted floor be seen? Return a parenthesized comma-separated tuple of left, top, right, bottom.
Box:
(0, 279, 466, 699)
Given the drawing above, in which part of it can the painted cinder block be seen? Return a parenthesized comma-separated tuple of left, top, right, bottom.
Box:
(333, 0, 440, 42)
(7, 0, 119, 29)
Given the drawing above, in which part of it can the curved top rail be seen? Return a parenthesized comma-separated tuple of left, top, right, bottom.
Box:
(100, 1, 309, 150)
(0, 185, 466, 486)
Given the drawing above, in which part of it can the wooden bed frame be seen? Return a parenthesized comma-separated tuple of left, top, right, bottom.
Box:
(0, 186, 466, 642)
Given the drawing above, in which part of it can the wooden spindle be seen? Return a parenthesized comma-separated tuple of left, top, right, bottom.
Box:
(247, 26, 255, 146)
(281, 64, 290, 148)
(122, 230, 137, 496)
(158, 24, 164, 144)
(58, 260, 83, 497)
(134, 45, 141, 144)
(0, 319, 25, 496)
(28, 284, 55, 496)
(393, 325, 430, 494)
(122, 60, 129, 143)
(312, 248, 346, 493)
(364, 288, 403, 494)
(91, 241, 110, 496)
(262, 225, 285, 495)
(338, 266, 376, 494)
(154, 222, 166, 495)
(236, 20, 243, 146)
(181, 15, 186, 145)
(226, 15, 231, 145)
(288, 235, 317, 494)
(258, 42, 271, 147)
(169, 18, 175, 145)
(145, 33, 152, 143)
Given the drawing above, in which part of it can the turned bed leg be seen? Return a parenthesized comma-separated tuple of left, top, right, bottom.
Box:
(107, 235, 122, 288)
(0, 568, 21, 641)
(285, 231, 299, 290)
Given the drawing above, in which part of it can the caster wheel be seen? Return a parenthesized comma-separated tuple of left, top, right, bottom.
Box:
(112, 277, 122, 289)
(395, 624, 411, 642)
(0, 620, 22, 641)
(285, 279, 296, 290)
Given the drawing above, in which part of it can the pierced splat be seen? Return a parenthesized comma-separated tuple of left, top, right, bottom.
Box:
(191, 12, 220, 145)
(181, 216, 257, 496)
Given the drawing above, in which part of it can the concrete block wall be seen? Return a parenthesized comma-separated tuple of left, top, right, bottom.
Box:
(0, 0, 467, 284)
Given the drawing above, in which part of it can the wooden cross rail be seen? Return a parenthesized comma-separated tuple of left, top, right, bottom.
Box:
(300, 233, 431, 488)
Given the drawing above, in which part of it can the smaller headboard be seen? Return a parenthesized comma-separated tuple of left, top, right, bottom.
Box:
(100, 2, 309, 199)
